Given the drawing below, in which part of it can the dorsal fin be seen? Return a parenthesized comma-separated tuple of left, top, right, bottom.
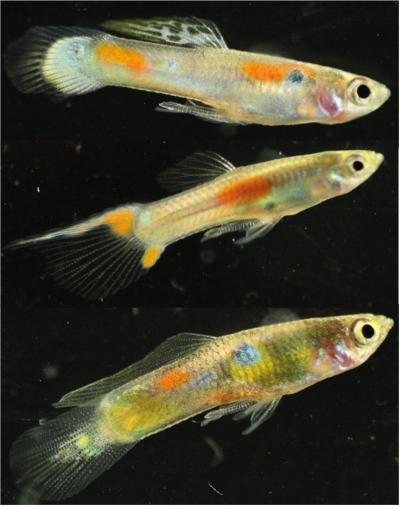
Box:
(158, 151, 236, 192)
(54, 332, 215, 408)
(101, 17, 228, 49)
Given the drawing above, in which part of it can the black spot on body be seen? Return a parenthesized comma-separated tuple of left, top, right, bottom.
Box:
(287, 69, 304, 84)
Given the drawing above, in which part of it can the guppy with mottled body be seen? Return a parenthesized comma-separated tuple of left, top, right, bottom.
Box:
(10, 314, 393, 501)
(8, 150, 383, 299)
(5, 17, 390, 125)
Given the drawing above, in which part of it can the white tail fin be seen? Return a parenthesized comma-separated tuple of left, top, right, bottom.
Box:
(7, 205, 165, 299)
(5, 26, 106, 98)
(10, 406, 135, 501)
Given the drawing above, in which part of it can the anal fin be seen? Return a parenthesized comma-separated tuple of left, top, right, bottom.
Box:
(235, 218, 282, 246)
(156, 100, 238, 124)
(201, 220, 258, 242)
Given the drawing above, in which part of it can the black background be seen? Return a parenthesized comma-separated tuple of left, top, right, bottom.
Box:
(1, 1, 398, 505)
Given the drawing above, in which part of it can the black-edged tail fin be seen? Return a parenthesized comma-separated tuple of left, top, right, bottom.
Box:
(5, 26, 105, 98)
(6, 205, 165, 299)
(10, 406, 135, 501)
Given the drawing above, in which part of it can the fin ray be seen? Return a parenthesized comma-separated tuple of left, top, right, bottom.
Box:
(158, 151, 235, 192)
(101, 17, 228, 49)
(5, 26, 105, 98)
(10, 406, 135, 501)
(234, 398, 282, 435)
(156, 100, 237, 124)
(6, 205, 166, 300)
(202, 220, 258, 242)
(235, 218, 282, 245)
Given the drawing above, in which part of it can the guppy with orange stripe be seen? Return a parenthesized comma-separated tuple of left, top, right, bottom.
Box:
(10, 314, 393, 501)
(8, 150, 383, 299)
(5, 17, 390, 125)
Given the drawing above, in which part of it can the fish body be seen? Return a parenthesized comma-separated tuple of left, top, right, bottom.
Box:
(10, 314, 393, 500)
(7, 150, 383, 299)
(5, 17, 391, 125)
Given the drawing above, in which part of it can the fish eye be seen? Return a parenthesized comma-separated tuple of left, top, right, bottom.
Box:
(345, 155, 366, 173)
(353, 319, 378, 345)
(348, 78, 372, 104)
(356, 84, 371, 99)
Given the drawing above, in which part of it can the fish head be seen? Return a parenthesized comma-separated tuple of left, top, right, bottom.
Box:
(312, 69, 390, 123)
(310, 150, 384, 199)
(312, 314, 393, 377)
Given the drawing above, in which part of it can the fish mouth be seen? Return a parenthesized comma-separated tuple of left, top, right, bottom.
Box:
(383, 316, 394, 334)
(374, 152, 384, 167)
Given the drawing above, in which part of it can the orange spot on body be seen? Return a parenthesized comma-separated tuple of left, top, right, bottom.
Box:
(141, 245, 161, 269)
(209, 389, 255, 405)
(155, 368, 190, 391)
(217, 176, 271, 206)
(242, 61, 316, 83)
(103, 209, 135, 236)
(96, 42, 147, 71)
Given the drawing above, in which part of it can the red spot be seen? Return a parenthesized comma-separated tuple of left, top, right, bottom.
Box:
(217, 177, 271, 206)
(318, 88, 342, 118)
(325, 341, 354, 368)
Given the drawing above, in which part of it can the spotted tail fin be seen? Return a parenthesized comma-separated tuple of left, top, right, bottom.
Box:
(5, 26, 106, 98)
(6, 205, 165, 299)
(10, 405, 135, 501)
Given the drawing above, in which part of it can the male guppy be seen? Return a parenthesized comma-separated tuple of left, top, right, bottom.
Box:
(5, 17, 390, 125)
(8, 150, 383, 299)
(10, 314, 393, 501)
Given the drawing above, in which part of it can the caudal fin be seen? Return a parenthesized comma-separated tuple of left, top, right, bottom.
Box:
(10, 406, 135, 501)
(5, 26, 105, 98)
(7, 205, 165, 299)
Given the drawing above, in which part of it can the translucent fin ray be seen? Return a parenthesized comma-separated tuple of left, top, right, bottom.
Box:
(6, 204, 161, 300)
(235, 218, 282, 245)
(201, 401, 256, 427)
(233, 398, 282, 435)
(101, 17, 228, 48)
(54, 333, 215, 408)
(5, 26, 104, 98)
(10, 406, 135, 501)
(156, 100, 237, 124)
(158, 151, 236, 192)
(201, 220, 258, 242)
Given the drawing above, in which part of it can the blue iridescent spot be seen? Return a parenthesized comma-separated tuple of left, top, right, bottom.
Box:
(234, 343, 260, 365)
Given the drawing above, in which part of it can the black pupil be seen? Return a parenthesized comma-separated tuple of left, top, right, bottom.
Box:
(357, 84, 371, 99)
(352, 160, 364, 171)
(287, 69, 304, 84)
(361, 324, 375, 339)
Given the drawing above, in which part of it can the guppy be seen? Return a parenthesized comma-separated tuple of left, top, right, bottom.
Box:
(10, 314, 393, 501)
(8, 150, 383, 299)
(5, 17, 390, 125)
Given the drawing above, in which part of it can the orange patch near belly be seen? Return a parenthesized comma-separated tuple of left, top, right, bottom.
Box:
(155, 368, 190, 391)
(103, 209, 135, 236)
(96, 42, 147, 71)
(217, 176, 271, 206)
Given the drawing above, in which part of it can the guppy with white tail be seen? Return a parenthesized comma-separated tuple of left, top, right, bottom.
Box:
(10, 314, 393, 501)
(7, 150, 383, 299)
(5, 17, 391, 125)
